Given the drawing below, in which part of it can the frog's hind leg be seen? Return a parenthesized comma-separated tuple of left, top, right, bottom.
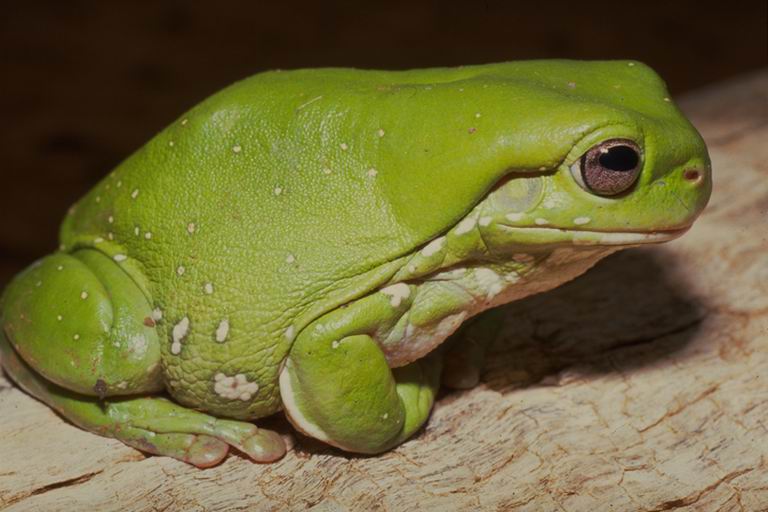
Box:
(1, 250, 286, 465)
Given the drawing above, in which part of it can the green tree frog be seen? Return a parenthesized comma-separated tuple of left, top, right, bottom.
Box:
(0, 60, 711, 467)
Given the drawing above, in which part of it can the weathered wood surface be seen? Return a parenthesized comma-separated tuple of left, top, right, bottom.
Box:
(1, 71, 767, 511)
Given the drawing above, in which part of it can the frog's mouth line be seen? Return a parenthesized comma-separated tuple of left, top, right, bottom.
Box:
(497, 225, 691, 245)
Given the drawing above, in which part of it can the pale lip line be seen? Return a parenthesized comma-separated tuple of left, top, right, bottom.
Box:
(496, 224, 692, 245)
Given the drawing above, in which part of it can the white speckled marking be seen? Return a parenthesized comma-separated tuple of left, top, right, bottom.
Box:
(628, 62, 636, 66)
(542, 199, 556, 209)
(574, 217, 591, 225)
(421, 236, 446, 257)
(322, 167, 332, 174)
(232, 145, 242, 153)
(274, 186, 283, 196)
(152, 308, 163, 321)
(506, 213, 525, 222)
(475, 112, 481, 118)
(134, 226, 140, 236)
(534, 218, 549, 226)
(176, 266, 185, 276)
(663, 97, 671, 102)
(381, 283, 410, 307)
(284, 325, 295, 341)
(114, 254, 127, 262)
(168, 141, 175, 147)
(56, 265, 64, 271)
(332, 340, 340, 349)
(215, 319, 230, 343)
(479, 216, 493, 227)
(367, 168, 378, 177)
(94, 237, 104, 244)
(108, 216, 114, 224)
(454, 217, 476, 235)
(131, 189, 139, 199)
(57, 315, 63, 321)
(144, 232, 152, 240)
(214, 373, 259, 401)
(340, 142, 349, 151)
(95, 196, 101, 203)
(377, 129, 385, 137)
(171, 316, 189, 355)
(116, 181, 122, 188)
(181, 118, 188, 125)
(80, 291, 88, 300)
(475, 268, 504, 300)
(187, 222, 196, 234)
(73, 334, 80, 341)
(107, 233, 114, 240)
(204, 283, 214, 295)
(286, 254, 295, 264)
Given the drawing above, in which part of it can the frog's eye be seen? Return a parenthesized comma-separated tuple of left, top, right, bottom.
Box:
(570, 139, 642, 196)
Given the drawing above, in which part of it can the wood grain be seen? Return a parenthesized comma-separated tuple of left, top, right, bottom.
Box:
(1, 71, 766, 512)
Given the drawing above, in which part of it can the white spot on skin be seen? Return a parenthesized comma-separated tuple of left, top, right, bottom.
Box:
(35, 281, 42, 287)
(454, 217, 476, 235)
(171, 316, 189, 355)
(475, 268, 504, 300)
(204, 283, 214, 295)
(80, 291, 88, 300)
(479, 216, 493, 227)
(95, 196, 101, 203)
(274, 186, 283, 196)
(114, 254, 127, 262)
(421, 236, 446, 257)
(108, 216, 114, 224)
(116, 181, 122, 188)
(331, 340, 340, 349)
(377, 129, 385, 137)
(475, 112, 481, 118)
(232, 145, 242, 153)
(168, 141, 175, 147)
(131, 189, 139, 199)
(57, 315, 63, 321)
(57, 265, 64, 271)
(132, 335, 148, 355)
(134, 226, 140, 236)
(367, 168, 378, 177)
(152, 308, 163, 321)
(322, 168, 332, 175)
(574, 217, 591, 225)
(215, 319, 230, 343)
(628, 62, 636, 67)
(107, 233, 114, 240)
(187, 222, 196, 234)
(284, 325, 295, 341)
(663, 97, 671, 102)
(381, 283, 411, 307)
(214, 373, 259, 401)
(181, 118, 188, 125)
(176, 266, 185, 276)
(94, 237, 104, 244)
(542, 199, 557, 209)
(506, 213, 525, 222)
(73, 334, 80, 340)
(285, 254, 295, 264)
(407, 264, 416, 273)
(534, 218, 549, 226)
(144, 232, 152, 240)
(339, 143, 349, 151)
(116, 381, 128, 389)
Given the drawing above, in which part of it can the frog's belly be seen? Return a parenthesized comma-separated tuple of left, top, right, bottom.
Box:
(375, 247, 618, 367)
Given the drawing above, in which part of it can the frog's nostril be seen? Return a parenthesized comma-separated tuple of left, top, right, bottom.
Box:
(683, 169, 702, 184)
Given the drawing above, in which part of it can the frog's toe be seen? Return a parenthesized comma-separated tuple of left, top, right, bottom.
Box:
(239, 427, 286, 462)
(123, 428, 229, 468)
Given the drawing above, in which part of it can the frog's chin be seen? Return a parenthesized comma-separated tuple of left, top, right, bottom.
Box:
(498, 225, 691, 246)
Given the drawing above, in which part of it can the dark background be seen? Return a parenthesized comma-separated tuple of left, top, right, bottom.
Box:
(1, 1, 766, 287)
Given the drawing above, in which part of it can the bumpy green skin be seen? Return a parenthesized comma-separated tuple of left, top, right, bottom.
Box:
(0, 60, 711, 464)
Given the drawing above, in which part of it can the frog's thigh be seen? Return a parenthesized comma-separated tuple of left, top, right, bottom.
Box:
(0, 331, 285, 466)
(1, 249, 163, 397)
(280, 332, 442, 454)
(441, 308, 505, 389)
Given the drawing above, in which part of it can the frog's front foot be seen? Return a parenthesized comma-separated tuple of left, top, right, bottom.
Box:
(279, 330, 442, 454)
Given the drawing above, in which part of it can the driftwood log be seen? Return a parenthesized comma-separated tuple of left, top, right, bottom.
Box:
(1, 70, 766, 512)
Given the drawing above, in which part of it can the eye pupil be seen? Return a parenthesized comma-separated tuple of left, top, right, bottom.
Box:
(598, 145, 639, 172)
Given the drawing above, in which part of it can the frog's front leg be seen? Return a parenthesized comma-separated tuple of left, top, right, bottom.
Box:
(279, 284, 445, 454)
(1, 250, 285, 466)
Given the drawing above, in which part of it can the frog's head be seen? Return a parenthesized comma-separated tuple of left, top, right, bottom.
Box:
(378, 60, 711, 255)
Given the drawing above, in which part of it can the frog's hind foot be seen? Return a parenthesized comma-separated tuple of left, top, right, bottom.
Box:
(1, 330, 285, 466)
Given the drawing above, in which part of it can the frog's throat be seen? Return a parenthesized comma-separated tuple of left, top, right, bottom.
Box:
(496, 225, 691, 246)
